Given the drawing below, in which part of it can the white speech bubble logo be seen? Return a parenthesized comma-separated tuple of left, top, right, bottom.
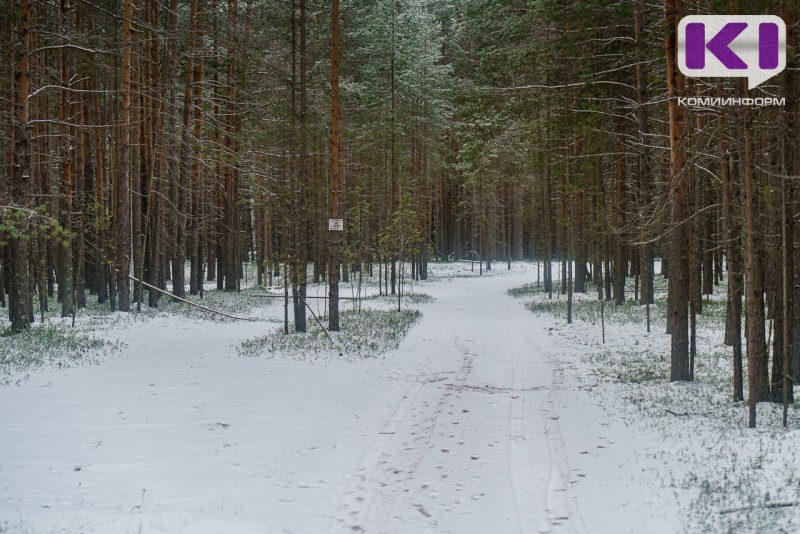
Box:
(678, 15, 786, 90)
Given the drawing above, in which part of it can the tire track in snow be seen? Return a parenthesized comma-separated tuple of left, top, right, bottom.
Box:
(503, 305, 553, 534)
(330, 297, 466, 533)
(507, 301, 592, 534)
(371, 327, 474, 533)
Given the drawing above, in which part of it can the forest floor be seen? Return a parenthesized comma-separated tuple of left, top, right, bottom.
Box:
(1, 262, 800, 533)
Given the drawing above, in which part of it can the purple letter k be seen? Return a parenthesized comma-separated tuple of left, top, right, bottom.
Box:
(686, 22, 748, 70)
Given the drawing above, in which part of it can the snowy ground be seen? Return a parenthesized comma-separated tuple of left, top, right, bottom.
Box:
(1, 262, 799, 533)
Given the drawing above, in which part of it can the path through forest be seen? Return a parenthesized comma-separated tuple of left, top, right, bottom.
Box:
(0, 265, 679, 534)
(331, 270, 590, 534)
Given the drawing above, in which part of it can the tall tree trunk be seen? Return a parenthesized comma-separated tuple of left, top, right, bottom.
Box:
(9, 0, 32, 331)
(131, 12, 142, 308)
(328, 0, 341, 331)
(59, 0, 75, 318)
(613, 138, 625, 306)
(147, 0, 166, 308)
(89, 10, 108, 305)
(665, 0, 690, 381)
(783, 4, 800, 395)
(115, 0, 133, 312)
(173, 0, 199, 299)
(190, 0, 205, 295)
(223, 0, 239, 291)
(635, 1, 654, 306)
(741, 84, 770, 426)
(389, 0, 397, 296)
(719, 94, 744, 402)
(291, 0, 308, 331)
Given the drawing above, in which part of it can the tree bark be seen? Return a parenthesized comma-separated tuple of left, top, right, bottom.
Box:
(9, 0, 32, 331)
(223, 0, 239, 292)
(741, 84, 770, 426)
(292, 0, 308, 331)
(328, 0, 341, 331)
(665, 0, 690, 381)
(173, 0, 198, 300)
(719, 95, 744, 402)
(190, 0, 206, 295)
(115, 0, 133, 312)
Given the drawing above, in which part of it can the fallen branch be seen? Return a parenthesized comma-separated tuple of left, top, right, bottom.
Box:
(719, 501, 797, 515)
(131, 273, 344, 354)
(665, 409, 690, 416)
(128, 273, 259, 322)
(664, 409, 712, 417)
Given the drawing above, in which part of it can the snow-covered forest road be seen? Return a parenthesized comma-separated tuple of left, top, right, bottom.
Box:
(1, 266, 677, 534)
(331, 270, 590, 534)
